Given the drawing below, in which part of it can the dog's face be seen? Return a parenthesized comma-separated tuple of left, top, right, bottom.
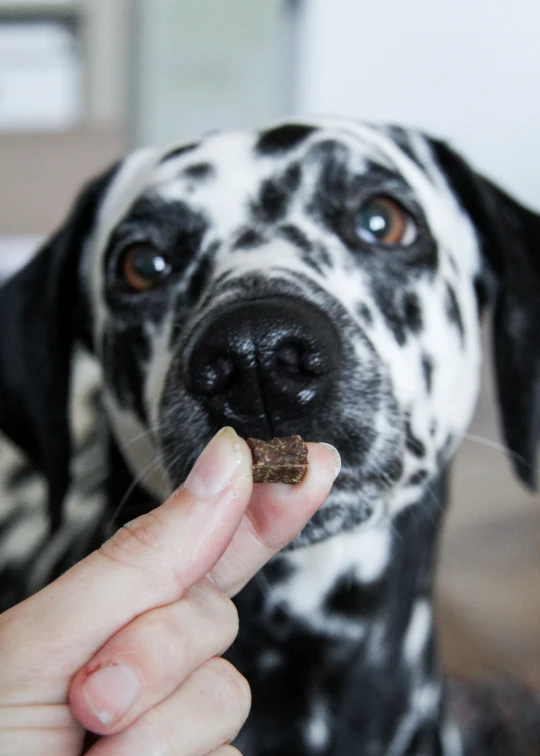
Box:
(84, 121, 485, 544)
(1, 119, 538, 546)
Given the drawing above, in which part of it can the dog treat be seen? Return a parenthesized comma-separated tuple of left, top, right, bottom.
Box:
(246, 435, 308, 484)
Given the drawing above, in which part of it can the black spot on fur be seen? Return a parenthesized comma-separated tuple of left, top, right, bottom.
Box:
(325, 571, 386, 617)
(308, 140, 351, 228)
(256, 124, 316, 155)
(357, 303, 373, 327)
(372, 287, 407, 345)
(160, 142, 198, 163)
(421, 354, 434, 394)
(283, 162, 302, 193)
(405, 420, 426, 458)
(183, 162, 215, 181)
(445, 281, 465, 342)
(269, 606, 289, 626)
(404, 725, 444, 756)
(404, 292, 423, 333)
(187, 252, 215, 305)
(430, 420, 437, 436)
(403, 729, 423, 756)
(252, 179, 290, 224)
(234, 228, 265, 250)
(371, 284, 431, 346)
(473, 274, 489, 314)
(263, 558, 296, 585)
(408, 469, 428, 486)
(313, 242, 333, 268)
(386, 457, 404, 481)
(101, 325, 149, 425)
(279, 224, 311, 253)
(300, 254, 324, 275)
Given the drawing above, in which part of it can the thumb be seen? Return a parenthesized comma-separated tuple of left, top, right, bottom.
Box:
(0, 428, 253, 699)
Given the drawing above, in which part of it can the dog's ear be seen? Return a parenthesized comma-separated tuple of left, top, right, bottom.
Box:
(0, 163, 120, 531)
(429, 139, 540, 489)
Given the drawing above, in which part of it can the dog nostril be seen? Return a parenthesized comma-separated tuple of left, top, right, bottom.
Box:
(276, 342, 327, 377)
(276, 343, 303, 374)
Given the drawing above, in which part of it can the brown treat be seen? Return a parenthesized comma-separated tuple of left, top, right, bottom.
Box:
(246, 435, 308, 484)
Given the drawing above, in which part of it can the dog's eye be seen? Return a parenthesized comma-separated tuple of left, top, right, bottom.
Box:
(120, 244, 172, 292)
(354, 196, 417, 246)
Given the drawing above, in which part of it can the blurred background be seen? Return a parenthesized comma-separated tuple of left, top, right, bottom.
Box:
(0, 0, 539, 682)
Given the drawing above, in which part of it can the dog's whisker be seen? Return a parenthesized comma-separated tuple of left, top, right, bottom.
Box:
(119, 424, 167, 453)
(464, 432, 531, 470)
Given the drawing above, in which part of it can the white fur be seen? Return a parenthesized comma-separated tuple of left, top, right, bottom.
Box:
(267, 526, 391, 630)
(403, 600, 432, 666)
(305, 696, 331, 752)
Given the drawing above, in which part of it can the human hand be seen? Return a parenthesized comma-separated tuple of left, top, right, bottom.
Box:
(0, 428, 340, 755)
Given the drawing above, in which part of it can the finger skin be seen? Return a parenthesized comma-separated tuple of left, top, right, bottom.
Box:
(85, 657, 251, 756)
(70, 582, 239, 735)
(0, 430, 254, 702)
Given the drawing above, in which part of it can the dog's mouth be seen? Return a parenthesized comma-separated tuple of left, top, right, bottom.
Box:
(150, 291, 405, 545)
(156, 374, 403, 546)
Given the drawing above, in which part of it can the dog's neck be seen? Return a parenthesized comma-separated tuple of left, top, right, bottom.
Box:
(228, 473, 449, 756)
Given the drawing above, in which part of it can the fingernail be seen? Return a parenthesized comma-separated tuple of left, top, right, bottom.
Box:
(82, 663, 140, 725)
(184, 427, 242, 497)
(319, 443, 341, 479)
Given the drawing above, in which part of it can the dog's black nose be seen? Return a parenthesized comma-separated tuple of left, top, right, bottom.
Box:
(184, 297, 340, 433)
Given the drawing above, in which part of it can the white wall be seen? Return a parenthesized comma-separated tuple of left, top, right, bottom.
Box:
(295, 0, 540, 211)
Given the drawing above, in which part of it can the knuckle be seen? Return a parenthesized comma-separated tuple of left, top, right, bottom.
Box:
(205, 657, 252, 723)
(189, 582, 240, 645)
(99, 511, 168, 569)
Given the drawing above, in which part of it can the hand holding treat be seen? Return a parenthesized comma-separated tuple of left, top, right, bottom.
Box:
(0, 428, 339, 756)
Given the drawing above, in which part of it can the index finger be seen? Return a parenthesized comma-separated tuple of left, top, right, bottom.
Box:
(0, 428, 253, 683)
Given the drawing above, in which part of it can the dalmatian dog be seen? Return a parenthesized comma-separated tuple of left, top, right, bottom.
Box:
(0, 119, 539, 755)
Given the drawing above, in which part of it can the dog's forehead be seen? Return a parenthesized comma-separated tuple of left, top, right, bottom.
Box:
(148, 123, 414, 195)
(135, 123, 425, 217)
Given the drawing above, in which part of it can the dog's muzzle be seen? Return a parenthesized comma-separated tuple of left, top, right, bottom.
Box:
(184, 296, 341, 437)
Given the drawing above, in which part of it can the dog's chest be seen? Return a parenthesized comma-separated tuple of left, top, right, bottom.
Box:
(260, 526, 392, 639)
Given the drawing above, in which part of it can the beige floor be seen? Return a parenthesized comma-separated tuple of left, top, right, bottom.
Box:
(437, 327, 540, 685)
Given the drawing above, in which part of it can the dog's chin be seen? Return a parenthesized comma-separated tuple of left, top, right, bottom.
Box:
(282, 484, 385, 550)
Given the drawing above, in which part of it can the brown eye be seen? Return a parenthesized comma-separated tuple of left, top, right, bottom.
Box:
(120, 244, 171, 291)
(354, 196, 417, 246)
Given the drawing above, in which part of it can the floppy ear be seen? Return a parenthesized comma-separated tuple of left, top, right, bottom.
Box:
(429, 139, 540, 489)
(0, 163, 120, 531)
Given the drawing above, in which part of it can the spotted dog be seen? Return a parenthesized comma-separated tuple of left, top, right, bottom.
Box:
(1, 120, 539, 756)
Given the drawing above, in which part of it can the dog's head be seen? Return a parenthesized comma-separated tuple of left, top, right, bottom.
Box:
(1, 120, 538, 544)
